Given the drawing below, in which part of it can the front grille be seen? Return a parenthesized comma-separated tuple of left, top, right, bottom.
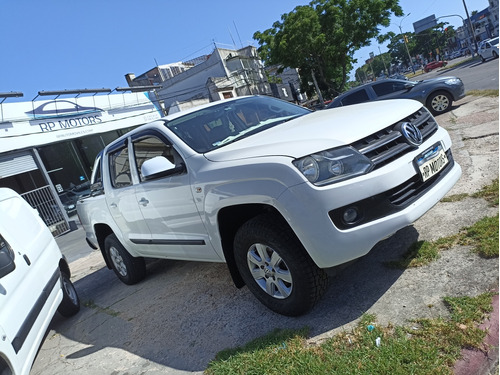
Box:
(351, 107, 438, 170)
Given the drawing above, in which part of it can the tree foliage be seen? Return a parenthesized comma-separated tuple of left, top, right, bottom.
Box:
(379, 22, 455, 69)
(253, 0, 403, 99)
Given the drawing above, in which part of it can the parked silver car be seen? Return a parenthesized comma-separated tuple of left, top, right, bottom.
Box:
(327, 77, 465, 115)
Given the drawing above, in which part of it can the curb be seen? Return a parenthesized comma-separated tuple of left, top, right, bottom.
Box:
(454, 292, 499, 375)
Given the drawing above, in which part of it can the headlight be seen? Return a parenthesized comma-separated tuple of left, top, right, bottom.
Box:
(445, 78, 461, 85)
(293, 147, 373, 186)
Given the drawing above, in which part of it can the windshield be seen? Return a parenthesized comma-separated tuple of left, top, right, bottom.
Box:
(164, 96, 310, 153)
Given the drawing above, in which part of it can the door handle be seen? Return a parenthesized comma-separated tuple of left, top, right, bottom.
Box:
(138, 198, 149, 206)
(110, 203, 117, 208)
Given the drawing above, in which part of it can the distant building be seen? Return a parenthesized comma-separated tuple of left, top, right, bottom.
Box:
(488, 0, 499, 37)
(126, 45, 274, 114)
(471, 8, 495, 41)
(126, 45, 306, 113)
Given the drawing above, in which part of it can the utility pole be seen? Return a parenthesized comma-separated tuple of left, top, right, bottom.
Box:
(399, 13, 415, 74)
(311, 69, 325, 107)
(462, 0, 479, 56)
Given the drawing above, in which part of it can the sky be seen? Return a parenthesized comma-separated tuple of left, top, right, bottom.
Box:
(0, 0, 490, 102)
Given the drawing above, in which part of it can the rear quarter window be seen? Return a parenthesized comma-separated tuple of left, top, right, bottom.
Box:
(109, 147, 132, 188)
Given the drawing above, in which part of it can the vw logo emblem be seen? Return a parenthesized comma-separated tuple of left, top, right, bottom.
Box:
(400, 122, 423, 146)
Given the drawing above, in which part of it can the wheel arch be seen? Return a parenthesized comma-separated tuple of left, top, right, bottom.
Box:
(0, 354, 12, 375)
(59, 257, 71, 278)
(217, 204, 296, 288)
(94, 223, 115, 269)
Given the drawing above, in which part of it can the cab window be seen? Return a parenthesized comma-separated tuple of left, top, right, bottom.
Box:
(133, 135, 185, 182)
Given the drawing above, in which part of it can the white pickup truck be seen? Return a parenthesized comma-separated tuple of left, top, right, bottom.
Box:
(77, 95, 461, 316)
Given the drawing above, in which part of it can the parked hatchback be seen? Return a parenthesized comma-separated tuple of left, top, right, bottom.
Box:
(479, 37, 499, 62)
(0, 188, 80, 375)
(327, 77, 465, 115)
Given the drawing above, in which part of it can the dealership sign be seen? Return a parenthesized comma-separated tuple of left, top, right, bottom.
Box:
(0, 92, 162, 152)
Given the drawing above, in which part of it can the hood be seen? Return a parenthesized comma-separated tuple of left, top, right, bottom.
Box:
(205, 99, 423, 162)
(417, 76, 458, 84)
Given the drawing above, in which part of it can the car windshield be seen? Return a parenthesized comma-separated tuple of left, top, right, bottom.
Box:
(489, 37, 499, 45)
(164, 96, 310, 153)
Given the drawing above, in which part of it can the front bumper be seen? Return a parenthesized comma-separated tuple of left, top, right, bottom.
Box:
(277, 128, 462, 269)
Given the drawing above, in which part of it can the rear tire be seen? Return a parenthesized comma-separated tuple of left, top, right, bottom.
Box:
(234, 214, 328, 316)
(104, 234, 146, 285)
(58, 272, 80, 317)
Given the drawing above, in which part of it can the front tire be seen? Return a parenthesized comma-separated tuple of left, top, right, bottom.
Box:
(104, 234, 146, 285)
(58, 272, 80, 317)
(427, 90, 452, 115)
(234, 214, 328, 316)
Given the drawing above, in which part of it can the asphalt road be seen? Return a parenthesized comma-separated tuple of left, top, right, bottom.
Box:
(415, 55, 499, 91)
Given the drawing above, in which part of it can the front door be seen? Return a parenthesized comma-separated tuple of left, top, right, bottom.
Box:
(131, 132, 220, 261)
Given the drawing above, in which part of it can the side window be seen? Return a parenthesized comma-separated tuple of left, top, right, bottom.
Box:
(372, 82, 407, 97)
(340, 89, 369, 106)
(372, 82, 394, 96)
(133, 135, 184, 182)
(109, 146, 132, 188)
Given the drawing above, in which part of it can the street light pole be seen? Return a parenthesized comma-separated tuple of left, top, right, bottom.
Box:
(462, 0, 479, 56)
(399, 13, 415, 74)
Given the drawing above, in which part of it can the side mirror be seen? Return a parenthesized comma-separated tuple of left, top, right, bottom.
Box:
(141, 156, 184, 181)
(90, 181, 103, 196)
(0, 241, 15, 279)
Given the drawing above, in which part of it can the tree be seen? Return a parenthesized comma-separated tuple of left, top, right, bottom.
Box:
(379, 31, 414, 68)
(253, 0, 403, 99)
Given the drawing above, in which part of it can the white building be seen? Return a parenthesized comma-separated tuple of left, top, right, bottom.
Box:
(126, 45, 273, 114)
(0, 91, 162, 235)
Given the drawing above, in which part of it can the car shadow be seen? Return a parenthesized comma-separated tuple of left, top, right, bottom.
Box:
(437, 58, 483, 75)
(39, 225, 418, 373)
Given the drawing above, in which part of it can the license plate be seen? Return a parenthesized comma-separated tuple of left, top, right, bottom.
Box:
(415, 144, 449, 182)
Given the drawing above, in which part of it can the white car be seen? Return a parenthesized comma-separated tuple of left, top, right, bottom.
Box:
(478, 37, 499, 62)
(0, 188, 80, 375)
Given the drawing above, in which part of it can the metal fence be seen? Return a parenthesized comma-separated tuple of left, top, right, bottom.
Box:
(21, 186, 70, 237)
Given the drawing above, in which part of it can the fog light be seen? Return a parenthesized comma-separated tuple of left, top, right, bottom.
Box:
(343, 207, 359, 224)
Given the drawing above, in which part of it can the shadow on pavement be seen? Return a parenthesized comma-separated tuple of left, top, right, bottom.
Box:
(42, 225, 419, 372)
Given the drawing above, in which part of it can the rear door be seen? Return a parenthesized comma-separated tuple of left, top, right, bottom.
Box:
(105, 140, 152, 251)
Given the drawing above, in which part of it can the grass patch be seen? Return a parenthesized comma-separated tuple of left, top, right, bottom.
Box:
(83, 299, 120, 317)
(441, 193, 469, 203)
(466, 89, 499, 97)
(442, 179, 498, 206)
(459, 215, 499, 258)
(206, 293, 495, 375)
(472, 178, 499, 206)
(389, 214, 498, 268)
